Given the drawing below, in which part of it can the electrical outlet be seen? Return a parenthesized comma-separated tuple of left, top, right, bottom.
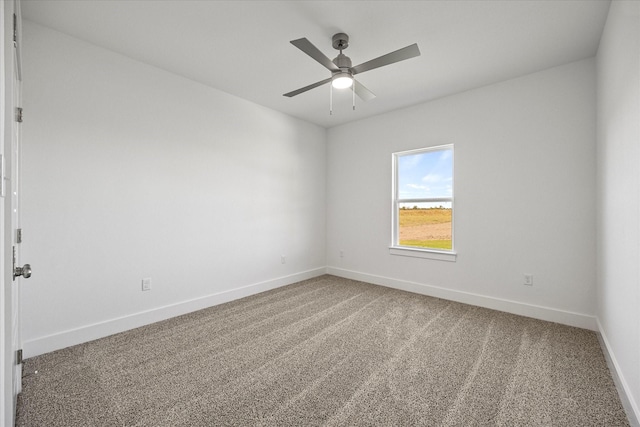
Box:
(142, 278, 152, 291)
(524, 274, 533, 286)
(281, 255, 286, 264)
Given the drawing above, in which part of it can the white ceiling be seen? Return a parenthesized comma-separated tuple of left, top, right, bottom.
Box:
(21, 0, 611, 128)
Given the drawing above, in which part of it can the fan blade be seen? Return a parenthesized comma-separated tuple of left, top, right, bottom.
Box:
(291, 38, 340, 72)
(283, 77, 332, 97)
(351, 43, 420, 75)
(354, 79, 376, 102)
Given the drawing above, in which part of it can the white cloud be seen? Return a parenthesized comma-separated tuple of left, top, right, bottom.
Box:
(422, 174, 443, 184)
(439, 150, 452, 161)
(400, 154, 423, 169)
(406, 183, 429, 190)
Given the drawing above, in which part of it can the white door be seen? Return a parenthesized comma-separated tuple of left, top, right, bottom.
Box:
(11, 0, 24, 403)
(1, 1, 26, 425)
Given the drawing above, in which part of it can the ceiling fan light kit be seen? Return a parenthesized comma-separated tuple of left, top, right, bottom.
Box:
(331, 72, 353, 89)
(284, 32, 421, 115)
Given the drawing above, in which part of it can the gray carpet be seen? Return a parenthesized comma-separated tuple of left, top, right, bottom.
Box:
(16, 275, 629, 426)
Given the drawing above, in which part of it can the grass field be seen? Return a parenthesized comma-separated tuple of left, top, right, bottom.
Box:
(399, 208, 452, 250)
(400, 239, 452, 250)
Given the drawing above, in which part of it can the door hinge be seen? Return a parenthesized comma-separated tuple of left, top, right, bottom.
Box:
(16, 107, 23, 123)
(17, 349, 23, 365)
(17, 229, 22, 244)
(13, 14, 17, 44)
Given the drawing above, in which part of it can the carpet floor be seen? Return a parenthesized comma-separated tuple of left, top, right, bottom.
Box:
(16, 275, 629, 426)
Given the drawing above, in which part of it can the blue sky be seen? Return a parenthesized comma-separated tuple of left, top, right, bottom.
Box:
(398, 148, 453, 200)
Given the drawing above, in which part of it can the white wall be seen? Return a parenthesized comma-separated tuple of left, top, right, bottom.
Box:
(327, 58, 597, 328)
(597, 0, 640, 422)
(20, 22, 326, 356)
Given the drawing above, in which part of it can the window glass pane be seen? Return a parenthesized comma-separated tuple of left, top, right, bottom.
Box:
(398, 149, 453, 199)
(398, 202, 452, 250)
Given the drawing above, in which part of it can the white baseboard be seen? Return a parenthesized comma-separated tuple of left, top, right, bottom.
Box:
(596, 318, 640, 427)
(326, 267, 597, 330)
(24, 266, 599, 358)
(23, 267, 327, 358)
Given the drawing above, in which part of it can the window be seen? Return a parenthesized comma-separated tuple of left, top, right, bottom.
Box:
(391, 145, 455, 261)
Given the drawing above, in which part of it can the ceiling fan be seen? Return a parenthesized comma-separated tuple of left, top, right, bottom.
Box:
(283, 33, 421, 104)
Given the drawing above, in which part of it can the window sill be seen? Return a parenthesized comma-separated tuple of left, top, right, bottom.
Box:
(389, 246, 457, 262)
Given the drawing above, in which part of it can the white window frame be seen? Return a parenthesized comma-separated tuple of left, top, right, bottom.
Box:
(390, 144, 456, 262)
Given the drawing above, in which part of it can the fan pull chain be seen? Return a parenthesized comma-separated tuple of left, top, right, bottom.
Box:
(329, 83, 333, 115)
(352, 82, 356, 111)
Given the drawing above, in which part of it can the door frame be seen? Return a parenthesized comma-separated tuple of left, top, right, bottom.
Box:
(1, 0, 22, 425)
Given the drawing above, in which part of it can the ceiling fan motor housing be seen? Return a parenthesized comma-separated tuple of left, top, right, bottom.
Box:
(332, 53, 352, 69)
